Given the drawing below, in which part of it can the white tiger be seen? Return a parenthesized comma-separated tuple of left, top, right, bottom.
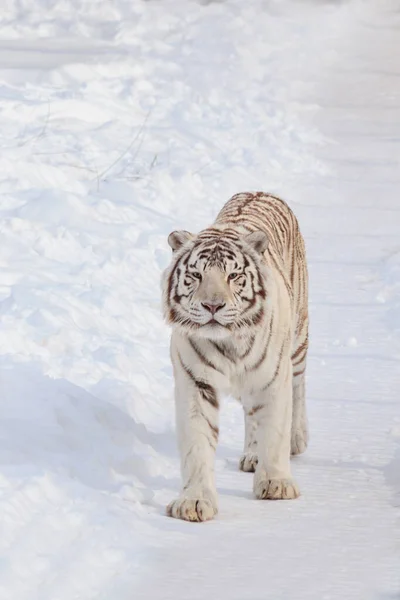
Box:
(162, 192, 309, 522)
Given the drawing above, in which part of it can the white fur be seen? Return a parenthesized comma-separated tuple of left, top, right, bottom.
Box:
(163, 193, 308, 522)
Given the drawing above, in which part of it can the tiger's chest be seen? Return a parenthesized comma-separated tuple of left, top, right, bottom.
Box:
(204, 332, 277, 397)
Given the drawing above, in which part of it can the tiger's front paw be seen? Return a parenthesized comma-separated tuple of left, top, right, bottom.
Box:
(253, 475, 300, 500)
(167, 490, 218, 522)
(239, 452, 258, 472)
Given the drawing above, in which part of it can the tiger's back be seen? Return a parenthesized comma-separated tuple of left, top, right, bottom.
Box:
(215, 192, 308, 360)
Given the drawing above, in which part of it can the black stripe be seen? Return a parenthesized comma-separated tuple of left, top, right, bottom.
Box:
(260, 334, 288, 391)
(204, 415, 219, 442)
(178, 353, 219, 408)
(248, 314, 274, 371)
(292, 337, 308, 362)
(188, 338, 223, 374)
(167, 249, 190, 302)
(293, 367, 306, 377)
(168, 307, 179, 323)
(238, 334, 255, 359)
(250, 306, 264, 326)
(292, 344, 307, 367)
(210, 341, 236, 363)
(247, 403, 264, 416)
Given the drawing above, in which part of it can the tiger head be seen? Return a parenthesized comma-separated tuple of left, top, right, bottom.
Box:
(162, 228, 269, 340)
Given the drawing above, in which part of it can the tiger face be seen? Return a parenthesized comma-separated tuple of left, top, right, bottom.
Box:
(162, 228, 269, 339)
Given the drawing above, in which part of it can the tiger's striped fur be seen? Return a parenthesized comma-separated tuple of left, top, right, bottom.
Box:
(162, 192, 308, 522)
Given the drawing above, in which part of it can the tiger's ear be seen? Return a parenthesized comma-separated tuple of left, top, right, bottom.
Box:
(168, 230, 194, 252)
(244, 231, 269, 254)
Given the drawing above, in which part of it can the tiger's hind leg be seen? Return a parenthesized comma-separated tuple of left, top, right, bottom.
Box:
(239, 406, 258, 472)
(291, 369, 309, 456)
(252, 353, 300, 501)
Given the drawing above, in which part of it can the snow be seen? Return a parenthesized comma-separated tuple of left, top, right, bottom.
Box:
(0, 0, 399, 598)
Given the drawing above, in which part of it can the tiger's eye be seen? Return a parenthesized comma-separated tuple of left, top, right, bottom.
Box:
(192, 272, 202, 280)
(228, 273, 238, 281)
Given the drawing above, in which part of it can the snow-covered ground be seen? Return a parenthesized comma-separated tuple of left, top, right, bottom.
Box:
(0, 0, 399, 598)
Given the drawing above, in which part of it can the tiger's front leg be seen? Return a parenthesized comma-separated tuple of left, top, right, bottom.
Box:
(167, 349, 219, 522)
(252, 356, 300, 501)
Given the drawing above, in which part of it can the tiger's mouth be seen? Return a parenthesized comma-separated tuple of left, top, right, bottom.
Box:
(195, 318, 233, 340)
(203, 318, 229, 328)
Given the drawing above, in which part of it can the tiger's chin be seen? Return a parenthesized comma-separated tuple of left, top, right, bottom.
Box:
(195, 321, 233, 341)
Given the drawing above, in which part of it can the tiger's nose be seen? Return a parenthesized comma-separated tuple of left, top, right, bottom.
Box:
(201, 301, 225, 315)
